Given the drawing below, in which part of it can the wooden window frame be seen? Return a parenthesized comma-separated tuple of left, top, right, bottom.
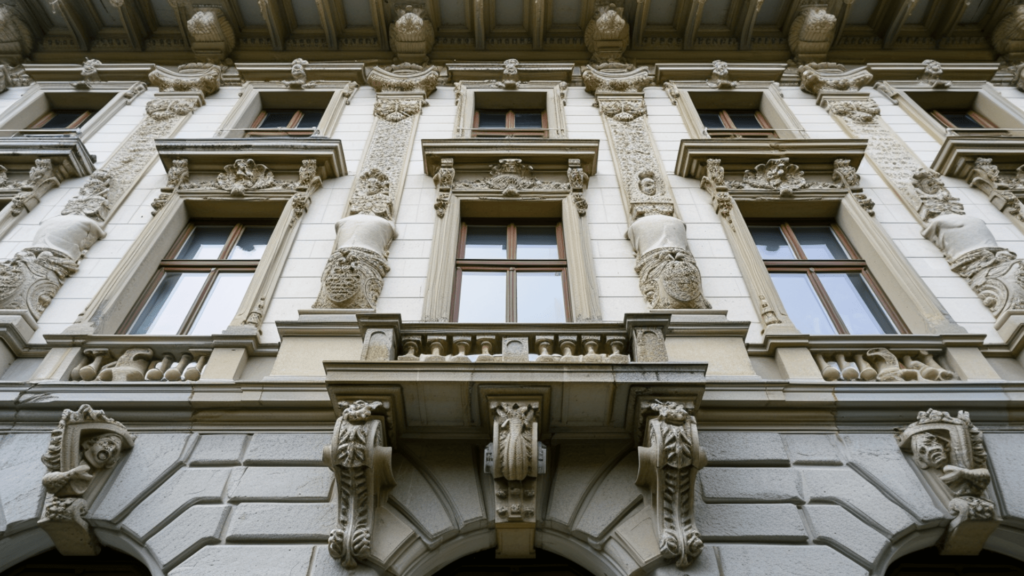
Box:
(119, 221, 272, 335)
(756, 220, 908, 335)
(929, 109, 998, 130)
(26, 110, 92, 131)
(471, 109, 548, 138)
(451, 220, 570, 322)
(699, 109, 777, 139)
(245, 108, 323, 138)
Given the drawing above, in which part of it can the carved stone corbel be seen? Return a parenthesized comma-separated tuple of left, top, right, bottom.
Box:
(798, 63, 874, 96)
(433, 157, 454, 217)
(0, 5, 33, 64)
(186, 9, 235, 61)
(389, 4, 435, 64)
(788, 5, 836, 63)
(5, 159, 60, 216)
(966, 158, 1024, 225)
(584, 2, 630, 64)
(708, 60, 734, 89)
(567, 158, 589, 216)
(323, 400, 395, 568)
(40, 405, 135, 555)
(485, 401, 544, 559)
(896, 409, 998, 555)
(993, 5, 1024, 63)
(148, 63, 224, 97)
(636, 400, 706, 568)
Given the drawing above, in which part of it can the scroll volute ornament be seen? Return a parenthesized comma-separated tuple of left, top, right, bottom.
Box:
(636, 400, 706, 569)
(323, 400, 395, 569)
(40, 405, 135, 555)
(896, 409, 998, 555)
(488, 401, 542, 558)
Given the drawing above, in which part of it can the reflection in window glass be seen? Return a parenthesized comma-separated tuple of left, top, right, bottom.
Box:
(728, 111, 763, 129)
(698, 112, 726, 129)
(819, 273, 896, 335)
(458, 271, 506, 322)
(750, 226, 795, 260)
(514, 111, 544, 128)
(258, 110, 296, 128)
(770, 273, 837, 335)
(40, 111, 89, 129)
(464, 226, 508, 259)
(176, 226, 233, 260)
(935, 111, 984, 129)
(296, 109, 324, 129)
(188, 272, 254, 335)
(129, 272, 208, 334)
(516, 272, 566, 322)
(476, 110, 507, 128)
(791, 226, 848, 260)
(229, 227, 274, 260)
(516, 226, 559, 260)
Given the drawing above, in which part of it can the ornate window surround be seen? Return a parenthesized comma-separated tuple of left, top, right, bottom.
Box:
(419, 139, 600, 322)
(212, 81, 359, 139)
(876, 80, 1024, 143)
(452, 80, 570, 139)
(664, 81, 808, 141)
(0, 81, 146, 142)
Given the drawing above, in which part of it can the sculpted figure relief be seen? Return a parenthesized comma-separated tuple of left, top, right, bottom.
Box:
(486, 401, 544, 558)
(628, 215, 711, 310)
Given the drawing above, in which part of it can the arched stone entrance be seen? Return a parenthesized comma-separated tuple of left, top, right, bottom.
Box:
(0, 548, 152, 576)
(886, 547, 1024, 576)
(434, 548, 594, 576)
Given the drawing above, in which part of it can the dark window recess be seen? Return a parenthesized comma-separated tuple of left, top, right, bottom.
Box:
(0, 547, 152, 575)
(885, 547, 1024, 576)
(697, 109, 776, 138)
(433, 548, 594, 576)
(28, 110, 92, 131)
(930, 109, 996, 130)
(472, 109, 547, 138)
(246, 109, 324, 137)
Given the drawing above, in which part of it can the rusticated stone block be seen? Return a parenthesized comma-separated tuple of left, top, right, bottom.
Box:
(0, 434, 49, 531)
(700, 469, 803, 503)
(805, 504, 888, 565)
(93, 434, 192, 522)
(802, 468, 915, 537)
(228, 467, 334, 502)
(243, 433, 331, 465)
(190, 435, 246, 466)
(783, 434, 841, 465)
(718, 545, 866, 576)
(227, 502, 335, 541)
(147, 505, 231, 569)
(701, 432, 789, 466)
(169, 545, 314, 576)
(695, 500, 806, 542)
(123, 468, 232, 540)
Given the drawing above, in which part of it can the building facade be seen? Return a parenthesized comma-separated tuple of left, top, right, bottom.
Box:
(0, 1, 1023, 575)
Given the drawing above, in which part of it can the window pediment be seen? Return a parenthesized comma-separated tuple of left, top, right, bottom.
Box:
(0, 136, 94, 184)
(932, 136, 1024, 180)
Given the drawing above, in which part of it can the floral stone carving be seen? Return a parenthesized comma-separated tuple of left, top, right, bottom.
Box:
(798, 63, 874, 96)
(389, 4, 434, 63)
(967, 158, 1024, 224)
(456, 159, 570, 197)
(323, 400, 395, 568)
(486, 401, 544, 558)
(584, 2, 630, 64)
(39, 405, 135, 555)
(583, 64, 652, 94)
(629, 215, 710, 310)
(636, 400, 706, 568)
(896, 409, 997, 555)
(788, 6, 836, 63)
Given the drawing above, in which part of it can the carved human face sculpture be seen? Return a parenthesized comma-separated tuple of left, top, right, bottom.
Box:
(911, 432, 949, 470)
(656, 402, 690, 425)
(342, 401, 373, 423)
(81, 433, 124, 470)
(639, 177, 657, 196)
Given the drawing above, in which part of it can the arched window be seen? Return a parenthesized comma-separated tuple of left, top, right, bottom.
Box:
(434, 548, 593, 576)
(886, 547, 1024, 575)
(1, 548, 151, 576)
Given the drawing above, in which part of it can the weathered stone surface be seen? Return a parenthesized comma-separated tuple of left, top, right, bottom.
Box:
(839, 434, 944, 523)
(170, 545, 314, 576)
(388, 453, 455, 538)
(700, 469, 803, 503)
(701, 432, 789, 466)
(985, 434, 1024, 522)
(783, 434, 842, 465)
(650, 544, 721, 576)
(227, 502, 335, 541)
(805, 504, 889, 565)
(368, 506, 418, 566)
(147, 505, 230, 569)
(802, 468, 915, 537)
(403, 442, 486, 529)
(190, 435, 247, 466)
(243, 433, 330, 465)
(228, 466, 334, 502)
(310, 544, 382, 576)
(123, 468, 231, 540)
(694, 499, 806, 542)
(574, 451, 645, 539)
(93, 434, 192, 522)
(0, 434, 49, 531)
(548, 442, 632, 526)
(612, 508, 662, 566)
(718, 545, 867, 576)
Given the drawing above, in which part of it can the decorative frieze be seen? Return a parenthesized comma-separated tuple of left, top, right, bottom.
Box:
(814, 348, 954, 382)
(39, 405, 135, 555)
(896, 409, 997, 555)
(636, 400, 706, 569)
(485, 401, 545, 558)
(788, 6, 836, 63)
(71, 348, 210, 382)
(148, 63, 224, 96)
(323, 400, 395, 568)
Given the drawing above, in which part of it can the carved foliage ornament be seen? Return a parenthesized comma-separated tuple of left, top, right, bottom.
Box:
(323, 400, 395, 568)
(636, 401, 706, 568)
(966, 158, 1024, 223)
(6, 159, 59, 216)
(40, 405, 135, 555)
(148, 64, 223, 96)
(486, 401, 544, 557)
(390, 3, 435, 60)
(366, 63, 439, 96)
(798, 63, 874, 96)
(583, 65, 652, 94)
(584, 2, 630, 64)
(788, 6, 836, 63)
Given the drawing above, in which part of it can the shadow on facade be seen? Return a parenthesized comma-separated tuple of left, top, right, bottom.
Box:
(886, 547, 1024, 575)
(434, 548, 593, 576)
(0, 547, 151, 575)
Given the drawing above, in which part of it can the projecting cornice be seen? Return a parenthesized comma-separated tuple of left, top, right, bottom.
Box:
(446, 62, 574, 84)
(675, 139, 868, 180)
(421, 139, 599, 176)
(0, 137, 95, 180)
(155, 138, 347, 180)
(931, 137, 1024, 179)
(235, 62, 366, 84)
(655, 62, 787, 84)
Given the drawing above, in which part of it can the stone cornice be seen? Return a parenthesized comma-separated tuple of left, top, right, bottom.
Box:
(0, 136, 95, 180)
(447, 62, 574, 83)
(675, 139, 869, 180)
(421, 139, 599, 176)
(866, 62, 1000, 83)
(22, 62, 155, 83)
(930, 136, 1024, 179)
(155, 138, 347, 180)
(654, 62, 787, 84)
(235, 62, 366, 84)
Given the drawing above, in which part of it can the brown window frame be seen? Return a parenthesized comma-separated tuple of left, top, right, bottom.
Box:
(27, 110, 92, 131)
(119, 221, 273, 335)
(451, 220, 570, 322)
(699, 109, 777, 139)
(245, 108, 323, 138)
(929, 109, 997, 130)
(756, 220, 908, 335)
(471, 109, 548, 138)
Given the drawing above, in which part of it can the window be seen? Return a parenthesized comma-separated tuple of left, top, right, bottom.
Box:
(930, 109, 996, 130)
(123, 222, 274, 335)
(472, 109, 547, 138)
(751, 222, 904, 335)
(698, 109, 776, 139)
(245, 108, 325, 137)
(27, 110, 92, 131)
(453, 221, 569, 322)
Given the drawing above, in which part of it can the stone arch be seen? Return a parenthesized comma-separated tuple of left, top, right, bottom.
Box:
(882, 545, 1024, 575)
(0, 527, 159, 575)
(432, 546, 593, 575)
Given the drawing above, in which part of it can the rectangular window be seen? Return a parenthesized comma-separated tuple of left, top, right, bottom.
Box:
(698, 109, 776, 139)
(453, 221, 569, 322)
(28, 110, 92, 131)
(123, 222, 274, 335)
(750, 222, 904, 335)
(930, 109, 996, 130)
(245, 108, 325, 137)
(472, 109, 547, 138)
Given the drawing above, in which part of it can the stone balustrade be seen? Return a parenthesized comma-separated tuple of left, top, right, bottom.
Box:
(395, 333, 630, 363)
(73, 347, 210, 382)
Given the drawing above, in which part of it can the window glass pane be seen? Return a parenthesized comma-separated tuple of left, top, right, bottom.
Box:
(770, 273, 837, 335)
(296, 109, 324, 129)
(176, 226, 233, 260)
(516, 272, 566, 322)
(188, 272, 255, 335)
(258, 110, 296, 129)
(40, 111, 88, 129)
(791, 226, 849, 260)
(464, 226, 508, 259)
(458, 271, 506, 322)
(516, 226, 559, 260)
(698, 111, 726, 129)
(477, 110, 507, 129)
(819, 273, 897, 335)
(936, 111, 984, 129)
(129, 272, 208, 334)
(513, 111, 544, 129)
(728, 111, 764, 129)
(228, 226, 274, 260)
(750, 226, 796, 260)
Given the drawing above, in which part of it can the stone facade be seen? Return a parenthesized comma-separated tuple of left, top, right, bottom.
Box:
(1, 2, 1024, 576)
